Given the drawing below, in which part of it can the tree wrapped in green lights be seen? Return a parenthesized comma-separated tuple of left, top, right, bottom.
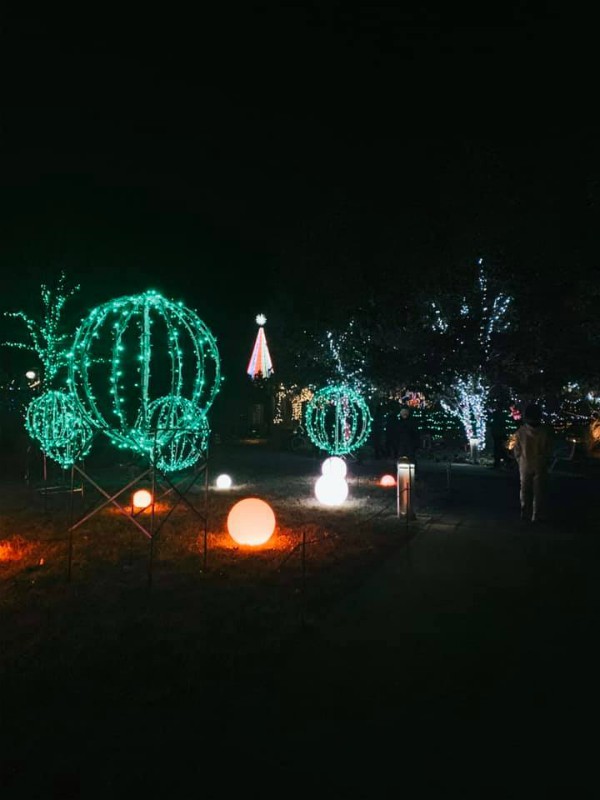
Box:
(68, 290, 221, 470)
(2, 271, 80, 386)
(2, 272, 95, 468)
(305, 384, 372, 455)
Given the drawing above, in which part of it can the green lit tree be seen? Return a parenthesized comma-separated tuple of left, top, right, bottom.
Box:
(2, 271, 80, 387)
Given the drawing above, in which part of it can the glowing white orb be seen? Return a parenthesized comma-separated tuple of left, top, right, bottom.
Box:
(380, 474, 396, 487)
(321, 456, 347, 479)
(315, 475, 348, 506)
(216, 473, 232, 489)
(25, 370, 36, 380)
(255, 314, 267, 326)
(132, 489, 153, 509)
(227, 498, 276, 546)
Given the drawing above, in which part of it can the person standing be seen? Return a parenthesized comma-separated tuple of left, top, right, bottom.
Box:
(513, 403, 554, 523)
(394, 405, 421, 476)
(371, 403, 387, 459)
(385, 405, 401, 459)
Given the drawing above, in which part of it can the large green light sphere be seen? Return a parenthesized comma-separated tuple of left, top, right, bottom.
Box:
(137, 395, 210, 473)
(68, 291, 220, 455)
(304, 384, 372, 456)
(26, 390, 93, 468)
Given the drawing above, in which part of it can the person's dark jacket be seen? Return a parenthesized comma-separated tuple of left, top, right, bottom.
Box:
(489, 409, 507, 438)
(387, 415, 420, 458)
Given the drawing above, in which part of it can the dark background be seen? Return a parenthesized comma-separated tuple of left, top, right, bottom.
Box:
(1, 4, 597, 391)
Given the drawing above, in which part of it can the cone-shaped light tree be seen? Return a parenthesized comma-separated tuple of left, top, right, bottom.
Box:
(247, 314, 274, 379)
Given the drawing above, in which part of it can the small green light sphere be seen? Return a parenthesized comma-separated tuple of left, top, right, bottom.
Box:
(69, 291, 220, 454)
(304, 384, 372, 456)
(26, 390, 93, 468)
(136, 395, 210, 473)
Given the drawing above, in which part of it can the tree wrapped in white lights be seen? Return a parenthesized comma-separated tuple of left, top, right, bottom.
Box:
(441, 374, 489, 448)
(429, 259, 513, 449)
(289, 316, 375, 399)
(321, 318, 375, 398)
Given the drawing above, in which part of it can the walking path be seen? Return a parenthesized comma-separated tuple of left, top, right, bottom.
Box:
(277, 461, 600, 789)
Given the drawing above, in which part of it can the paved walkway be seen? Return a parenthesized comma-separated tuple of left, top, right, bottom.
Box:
(276, 461, 600, 790)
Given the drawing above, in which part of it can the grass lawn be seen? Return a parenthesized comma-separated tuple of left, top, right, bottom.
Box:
(0, 446, 426, 792)
(1, 446, 419, 689)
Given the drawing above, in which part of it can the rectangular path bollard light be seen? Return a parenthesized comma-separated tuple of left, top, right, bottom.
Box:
(469, 438, 480, 464)
(396, 459, 416, 520)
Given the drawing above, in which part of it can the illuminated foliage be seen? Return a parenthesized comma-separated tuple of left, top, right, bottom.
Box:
(273, 384, 314, 425)
(26, 389, 93, 468)
(319, 318, 374, 397)
(305, 384, 372, 455)
(441, 374, 489, 448)
(410, 405, 464, 442)
(2, 272, 80, 385)
(68, 291, 221, 458)
(426, 259, 512, 371)
(428, 259, 513, 446)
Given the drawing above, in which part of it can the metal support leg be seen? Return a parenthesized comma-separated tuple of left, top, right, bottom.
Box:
(67, 465, 75, 582)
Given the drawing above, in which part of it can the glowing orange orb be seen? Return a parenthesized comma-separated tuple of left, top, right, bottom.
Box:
(379, 474, 396, 487)
(227, 498, 276, 546)
(132, 489, 153, 509)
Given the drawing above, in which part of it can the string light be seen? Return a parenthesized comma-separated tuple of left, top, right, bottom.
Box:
(68, 291, 221, 460)
(441, 375, 489, 448)
(25, 389, 93, 468)
(430, 302, 449, 332)
(247, 314, 273, 379)
(134, 395, 210, 473)
(305, 384, 372, 455)
(274, 384, 314, 425)
(411, 405, 463, 442)
(428, 259, 513, 446)
(317, 318, 375, 398)
(2, 271, 79, 386)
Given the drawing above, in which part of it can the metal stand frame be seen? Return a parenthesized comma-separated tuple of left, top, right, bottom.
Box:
(276, 527, 309, 627)
(66, 430, 210, 585)
(26, 445, 85, 513)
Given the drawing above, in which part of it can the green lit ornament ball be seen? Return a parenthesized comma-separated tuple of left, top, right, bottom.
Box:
(26, 390, 93, 468)
(304, 384, 372, 456)
(136, 395, 210, 473)
(68, 291, 220, 455)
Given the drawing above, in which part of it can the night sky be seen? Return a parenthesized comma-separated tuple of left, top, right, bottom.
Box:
(1, 4, 597, 382)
